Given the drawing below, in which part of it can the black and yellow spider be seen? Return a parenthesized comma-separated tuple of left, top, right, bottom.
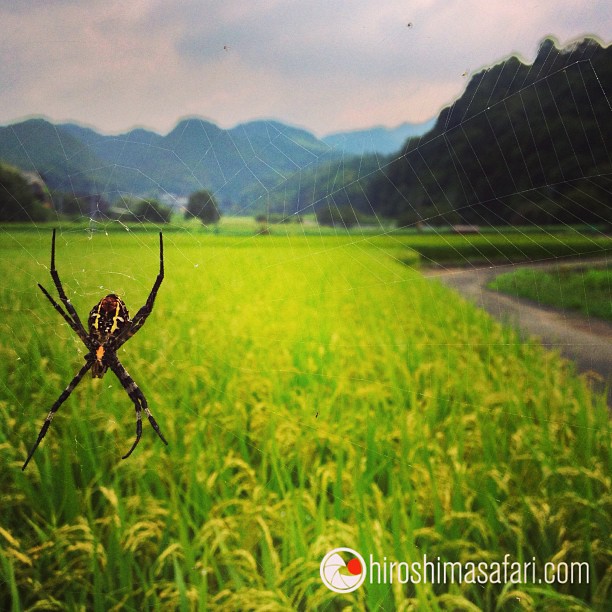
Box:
(22, 230, 168, 470)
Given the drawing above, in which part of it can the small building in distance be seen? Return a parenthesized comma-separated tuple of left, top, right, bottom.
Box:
(451, 224, 480, 234)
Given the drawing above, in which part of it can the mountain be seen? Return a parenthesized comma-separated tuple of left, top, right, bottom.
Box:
(0, 118, 124, 195)
(162, 118, 334, 206)
(3, 36, 609, 226)
(366, 36, 612, 226)
(0, 114, 436, 215)
(0, 117, 341, 210)
(241, 152, 384, 218)
(322, 120, 436, 155)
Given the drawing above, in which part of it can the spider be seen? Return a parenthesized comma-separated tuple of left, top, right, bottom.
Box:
(22, 230, 168, 471)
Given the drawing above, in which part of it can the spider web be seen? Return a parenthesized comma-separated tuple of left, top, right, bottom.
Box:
(0, 11, 611, 609)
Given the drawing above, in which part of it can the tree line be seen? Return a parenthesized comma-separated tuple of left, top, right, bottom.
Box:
(0, 165, 221, 226)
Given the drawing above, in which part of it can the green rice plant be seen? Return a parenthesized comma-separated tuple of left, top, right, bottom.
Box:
(0, 228, 609, 610)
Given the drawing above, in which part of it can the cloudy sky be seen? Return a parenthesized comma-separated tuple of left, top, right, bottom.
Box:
(0, 0, 610, 137)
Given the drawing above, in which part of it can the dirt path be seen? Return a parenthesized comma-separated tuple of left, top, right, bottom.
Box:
(424, 259, 611, 405)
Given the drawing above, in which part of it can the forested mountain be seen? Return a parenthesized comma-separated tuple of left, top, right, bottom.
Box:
(0, 119, 124, 195)
(367, 37, 612, 226)
(0, 118, 340, 211)
(243, 153, 384, 217)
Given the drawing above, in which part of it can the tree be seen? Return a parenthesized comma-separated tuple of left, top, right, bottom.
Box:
(61, 194, 111, 219)
(185, 190, 220, 225)
(107, 197, 172, 223)
(137, 199, 172, 223)
(0, 164, 50, 221)
(61, 194, 88, 217)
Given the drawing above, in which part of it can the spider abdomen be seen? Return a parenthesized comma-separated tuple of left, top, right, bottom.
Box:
(88, 294, 131, 342)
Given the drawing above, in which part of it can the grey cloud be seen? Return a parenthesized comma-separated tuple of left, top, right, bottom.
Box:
(173, 1, 429, 83)
(0, 0, 610, 134)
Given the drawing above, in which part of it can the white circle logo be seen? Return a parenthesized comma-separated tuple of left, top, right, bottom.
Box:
(320, 547, 366, 593)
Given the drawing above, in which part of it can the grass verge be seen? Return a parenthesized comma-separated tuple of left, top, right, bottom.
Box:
(489, 265, 612, 321)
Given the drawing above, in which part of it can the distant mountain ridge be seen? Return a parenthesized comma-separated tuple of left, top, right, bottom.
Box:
(322, 120, 435, 155)
(0, 115, 422, 211)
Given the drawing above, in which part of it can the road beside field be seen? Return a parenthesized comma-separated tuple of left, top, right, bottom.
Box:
(424, 258, 612, 405)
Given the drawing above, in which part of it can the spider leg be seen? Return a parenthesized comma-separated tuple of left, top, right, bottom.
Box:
(109, 360, 168, 459)
(114, 232, 164, 350)
(38, 283, 92, 349)
(48, 229, 88, 339)
(22, 359, 94, 471)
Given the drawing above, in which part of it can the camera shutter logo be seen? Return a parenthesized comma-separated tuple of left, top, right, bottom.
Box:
(320, 548, 366, 593)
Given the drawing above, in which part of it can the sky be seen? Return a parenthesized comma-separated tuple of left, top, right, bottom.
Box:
(0, 0, 610, 137)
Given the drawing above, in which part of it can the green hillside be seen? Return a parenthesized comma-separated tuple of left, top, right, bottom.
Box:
(0, 119, 120, 195)
(367, 37, 612, 227)
(0, 118, 341, 211)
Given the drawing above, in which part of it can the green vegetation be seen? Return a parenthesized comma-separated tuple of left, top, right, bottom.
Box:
(368, 38, 612, 228)
(246, 154, 382, 218)
(0, 228, 609, 609)
(0, 118, 340, 212)
(489, 265, 612, 321)
(397, 231, 612, 265)
(0, 218, 610, 261)
(185, 190, 221, 225)
(0, 163, 51, 222)
(0, 119, 114, 195)
(107, 197, 173, 224)
(4, 39, 609, 227)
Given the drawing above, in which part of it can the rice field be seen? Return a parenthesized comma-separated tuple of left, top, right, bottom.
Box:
(0, 228, 610, 610)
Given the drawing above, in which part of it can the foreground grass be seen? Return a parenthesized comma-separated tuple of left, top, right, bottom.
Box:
(489, 265, 612, 321)
(0, 229, 610, 610)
